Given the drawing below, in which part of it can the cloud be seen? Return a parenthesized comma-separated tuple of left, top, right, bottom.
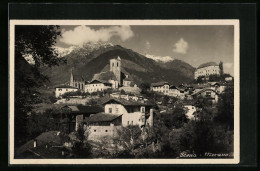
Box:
(172, 38, 188, 54)
(145, 54, 174, 63)
(60, 25, 134, 46)
(144, 40, 151, 50)
(224, 62, 233, 69)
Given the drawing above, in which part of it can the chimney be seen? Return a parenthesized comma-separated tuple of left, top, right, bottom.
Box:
(33, 139, 37, 148)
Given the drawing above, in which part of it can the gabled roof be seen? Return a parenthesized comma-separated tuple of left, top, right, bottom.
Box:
(102, 98, 155, 107)
(88, 113, 122, 123)
(197, 62, 218, 69)
(55, 85, 78, 89)
(191, 88, 219, 96)
(151, 82, 169, 87)
(89, 79, 103, 84)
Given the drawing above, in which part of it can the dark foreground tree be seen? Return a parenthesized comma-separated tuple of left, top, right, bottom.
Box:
(15, 25, 64, 147)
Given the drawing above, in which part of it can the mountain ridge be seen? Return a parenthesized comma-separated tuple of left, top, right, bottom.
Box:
(40, 44, 195, 87)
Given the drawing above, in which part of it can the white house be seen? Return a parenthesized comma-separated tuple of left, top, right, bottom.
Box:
(55, 85, 78, 98)
(194, 62, 220, 79)
(168, 86, 180, 97)
(150, 82, 170, 95)
(191, 88, 219, 104)
(102, 98, 154, 127)
(85, 80, 112, 93)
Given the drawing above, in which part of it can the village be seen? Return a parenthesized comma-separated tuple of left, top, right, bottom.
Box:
(16, 56, 234, 159)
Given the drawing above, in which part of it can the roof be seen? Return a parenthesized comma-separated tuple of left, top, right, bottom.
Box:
(61, 105, 103, 114)
(88, 113, 122, 123)
(16, 131, 61, 155)
(151, 82, 169, 87)
(102, 98, 155, 107)
(72, 73, 85, 81)
(55, 85, 78, 89)
(124, 77, 133, 81)
(169, 85, 178, 89)
(92, 71, 117, 82)
(89, 79, 103, 84)
(197, 62, 218, 69)
(191, 88, 219, 96)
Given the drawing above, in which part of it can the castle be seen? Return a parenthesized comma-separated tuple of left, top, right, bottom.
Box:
(194, 62, 220, 79)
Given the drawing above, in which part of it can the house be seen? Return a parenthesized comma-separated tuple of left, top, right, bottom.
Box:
(77, 98, 155, 141)
(102, 98, 155, 127)
(168, 86, 180, 97)
(15, 131, 67, 159)
(85, 80, 112, 93)
(208, 82, 226, 94)
(225, 76, 233, 82)
(181, 100, 198, 120)
(194, 62, 220, 79)
(55, 85, 78, 98)
(191, 88, 219, 104)
(85, 113, 122, 140)
(150, 82, 170, 95)
(58, 105, 104, 133)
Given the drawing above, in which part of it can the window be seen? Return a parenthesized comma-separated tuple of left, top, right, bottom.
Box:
(105, 130, 108, 132)
(58, 88, 62, 91)
(109, 108, 112, 113)
(131, 121, 133, 125)
(115, 108, 119, 113)
(112, 62, 114, 67)
(117, 62, 118, 67)
(66, 89, 68, 91)
(127, 121, 129, 125)
(75, 83, 77, 87)
(93, 130, 96, 132)
(206, 92, 211, 98)
(141, 107, 145, 113)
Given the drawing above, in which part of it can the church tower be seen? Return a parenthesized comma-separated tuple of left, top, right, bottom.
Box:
(110, 56, 121, 86)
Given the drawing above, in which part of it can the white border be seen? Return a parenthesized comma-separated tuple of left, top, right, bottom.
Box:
(9, 20, 240, 165)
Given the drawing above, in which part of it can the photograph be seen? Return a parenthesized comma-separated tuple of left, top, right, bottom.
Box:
(9, 20, 239, 164)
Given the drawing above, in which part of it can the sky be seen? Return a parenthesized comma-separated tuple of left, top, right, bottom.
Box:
(56, 25, 234, 75)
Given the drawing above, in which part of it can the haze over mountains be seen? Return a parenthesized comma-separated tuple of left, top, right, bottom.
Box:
(40, 43, 196, 87)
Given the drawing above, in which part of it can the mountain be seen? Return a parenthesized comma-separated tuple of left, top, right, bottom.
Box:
(41, 44, 195, 87)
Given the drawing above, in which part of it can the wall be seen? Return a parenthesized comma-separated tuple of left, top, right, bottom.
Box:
(55, 88, 78, 98)
(104, 103, 146, 127)
(151, 84, 170, 95)
(184, 105, 196, 120)
(85, 83, 110, 93)
(194, 66, 220, 79)
(87, 125, 121, 141)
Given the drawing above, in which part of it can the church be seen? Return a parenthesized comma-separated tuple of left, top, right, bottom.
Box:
(69, 56, 135, 93)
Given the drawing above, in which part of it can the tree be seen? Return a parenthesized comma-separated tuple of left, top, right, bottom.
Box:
(219, 61, 224, 76)
(15, 25, 63, 147)
(139, 82, 150, 94)
(72, 124, 92, 158)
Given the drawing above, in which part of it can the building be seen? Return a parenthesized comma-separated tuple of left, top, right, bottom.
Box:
(194, 62, 220, 79)
(150, 82, 170, 95)
(208, 82, 226, 94)
(191, 88, 219, 104)
(85, 80, 112, 93)
(89, 56, 135, 90)
(58, 105, 104, 133)
(225, 76, 233, 82)
(55, 85, 78, 98)
(69, 70, 85, 91)
(102, 98, 154, 127)
(110, 56, 122, 85)
(168, 86, 180, 97)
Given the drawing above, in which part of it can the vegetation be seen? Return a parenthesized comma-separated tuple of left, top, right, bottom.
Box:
(15, 25, 63, 147)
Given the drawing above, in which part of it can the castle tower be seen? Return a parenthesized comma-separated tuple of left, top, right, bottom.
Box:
(110, 56, 121, 85)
